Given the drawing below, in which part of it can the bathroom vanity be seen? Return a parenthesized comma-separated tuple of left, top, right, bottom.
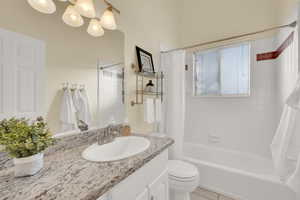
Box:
(0, 127, 173, 200)
(99, 150, 169, 200)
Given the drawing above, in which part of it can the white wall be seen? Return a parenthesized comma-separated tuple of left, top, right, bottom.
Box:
(111, 0, 181, 133)
(178, 0, 280, 48)
(184, 37, 279, 158)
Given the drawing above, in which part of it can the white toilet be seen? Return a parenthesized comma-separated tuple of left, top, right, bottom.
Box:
(168, 160, 199, 200)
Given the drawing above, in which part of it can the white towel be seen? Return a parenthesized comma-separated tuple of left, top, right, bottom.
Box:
(72, 89, 82, 113)
(155, 99, 162, 122)
(79, 89, 92, 125)
(60, 89, 78, 132)
(144, 98, 155, 124)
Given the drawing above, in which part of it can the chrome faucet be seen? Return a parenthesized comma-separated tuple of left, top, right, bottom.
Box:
(97, 124, 119, 145)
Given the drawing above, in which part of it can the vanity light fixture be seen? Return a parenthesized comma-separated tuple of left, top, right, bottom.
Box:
(27, 0, 120, 37)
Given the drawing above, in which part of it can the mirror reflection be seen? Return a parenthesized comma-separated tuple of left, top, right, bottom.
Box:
(0, 0, 125, 134)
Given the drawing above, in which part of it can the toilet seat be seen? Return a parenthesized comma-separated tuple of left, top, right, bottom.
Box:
(168, 160, 199, 196)
(168, 160, 199, 180)
(169, 174, 198, 182)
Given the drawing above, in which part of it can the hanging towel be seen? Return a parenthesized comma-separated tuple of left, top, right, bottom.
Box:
(144, 98, 155, 124)
(72, 89, 82, 114)
(60, 89, 78, 132)
(271, 76, 300, 196)
(155, 98, 162, 122)
(79, 89, 92, 125)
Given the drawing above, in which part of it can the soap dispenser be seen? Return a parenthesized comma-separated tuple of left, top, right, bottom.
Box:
(121, 118, 131, 136)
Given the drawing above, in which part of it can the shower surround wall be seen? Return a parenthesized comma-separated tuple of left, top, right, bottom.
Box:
(184, 37, 279, 158)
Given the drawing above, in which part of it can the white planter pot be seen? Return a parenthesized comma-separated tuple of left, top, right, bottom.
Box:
(13, 153, 44, 177)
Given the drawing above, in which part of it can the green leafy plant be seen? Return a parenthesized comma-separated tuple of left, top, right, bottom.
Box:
(0, 117, 55, 158)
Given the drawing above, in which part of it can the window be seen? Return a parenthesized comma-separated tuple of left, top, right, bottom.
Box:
(193, 43, 250, 97)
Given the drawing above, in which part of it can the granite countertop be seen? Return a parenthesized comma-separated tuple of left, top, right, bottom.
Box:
(0, 130, 173, 200)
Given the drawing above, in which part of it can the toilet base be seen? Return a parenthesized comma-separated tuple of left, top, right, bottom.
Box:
(170, 189, 191, 200)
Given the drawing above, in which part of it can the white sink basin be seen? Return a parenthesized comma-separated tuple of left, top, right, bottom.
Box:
(82, 136, 150, 162)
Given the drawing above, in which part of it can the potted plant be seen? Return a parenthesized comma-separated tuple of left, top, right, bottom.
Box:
(0, 117, 55, 177)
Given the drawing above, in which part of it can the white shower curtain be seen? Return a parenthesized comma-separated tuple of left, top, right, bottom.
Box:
(271, 76, 300, 196)
(161, 50, 186, 160)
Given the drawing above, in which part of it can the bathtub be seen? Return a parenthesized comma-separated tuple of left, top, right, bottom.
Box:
(183, 143, 296, 200)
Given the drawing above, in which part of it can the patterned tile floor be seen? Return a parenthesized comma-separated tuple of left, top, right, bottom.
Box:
(191, 187, 236, 200)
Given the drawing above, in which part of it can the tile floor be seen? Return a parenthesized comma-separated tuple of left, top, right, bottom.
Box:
(191, 187, 236, 200)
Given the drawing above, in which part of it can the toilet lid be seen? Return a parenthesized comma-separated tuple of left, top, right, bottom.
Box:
(168, 160, 198, 179)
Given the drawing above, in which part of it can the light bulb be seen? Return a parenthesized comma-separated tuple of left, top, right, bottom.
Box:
(75, 0, 96, 18)
(62, 6, 84, 27)
(100, 7, 117, 30)
(27, 0, 56, 14)
(87, 19, 104, 37)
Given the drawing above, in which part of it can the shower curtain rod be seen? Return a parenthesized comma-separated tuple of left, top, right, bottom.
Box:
(161, 21, 297, 53)
(98, 62, 124, 70)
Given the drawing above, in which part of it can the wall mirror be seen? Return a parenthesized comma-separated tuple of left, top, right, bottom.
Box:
(0, 0, 125, 134)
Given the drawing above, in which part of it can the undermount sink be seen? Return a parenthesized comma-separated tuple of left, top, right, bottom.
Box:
(82, 136, 150, 162)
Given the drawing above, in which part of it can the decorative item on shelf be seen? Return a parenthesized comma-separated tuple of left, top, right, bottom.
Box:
(0, 117, 55, 177)
(145, 80, 155, 93)
(136, 46, 155, 73)
(26, 0, 120, 37)
(130, 64, 164, 106)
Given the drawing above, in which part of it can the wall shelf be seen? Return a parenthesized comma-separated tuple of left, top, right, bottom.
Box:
(131, 64, 164, 106)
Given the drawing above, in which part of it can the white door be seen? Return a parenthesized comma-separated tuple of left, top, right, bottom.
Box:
(149, 170, 169, 200)
(0, 28, 45, 120)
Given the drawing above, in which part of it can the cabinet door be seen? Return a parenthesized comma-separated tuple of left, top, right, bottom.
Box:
(149, 170, 169, 200)
(136, 189, 149, 200)
(97, 192, 112, 200)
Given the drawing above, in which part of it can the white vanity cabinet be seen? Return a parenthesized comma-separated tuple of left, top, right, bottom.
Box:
(136, 189, 149, 200)
(98, 150, 169, 200)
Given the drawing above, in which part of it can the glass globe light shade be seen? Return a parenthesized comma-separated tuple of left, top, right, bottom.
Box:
(87, 19, 105, 37)
(27, 0, 56, 14)
(62, 5, 84, 27)
(75, 0, 96, 18)
(100, 7, 117, 30)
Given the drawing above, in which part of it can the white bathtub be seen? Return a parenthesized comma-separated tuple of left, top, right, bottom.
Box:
(183, 143, 296, 200)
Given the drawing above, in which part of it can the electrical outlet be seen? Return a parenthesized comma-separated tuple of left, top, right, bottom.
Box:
(208, 134, 221, 144)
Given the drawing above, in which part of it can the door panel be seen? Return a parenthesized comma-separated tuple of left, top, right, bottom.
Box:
(136, 189, 149, 200)
(0, 28, 45, 120)
(16, 69, 36, 114)
(149, 170, 169, 200)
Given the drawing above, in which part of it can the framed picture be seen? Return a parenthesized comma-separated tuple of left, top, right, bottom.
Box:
(136, 46, 155, 73)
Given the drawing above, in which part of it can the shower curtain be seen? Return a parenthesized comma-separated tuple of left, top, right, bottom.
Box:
(161, 50, 186, 160)
(271, 76, 300, 196)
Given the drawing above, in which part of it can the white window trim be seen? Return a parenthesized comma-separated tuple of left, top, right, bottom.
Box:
(192, 42, 251, 98)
